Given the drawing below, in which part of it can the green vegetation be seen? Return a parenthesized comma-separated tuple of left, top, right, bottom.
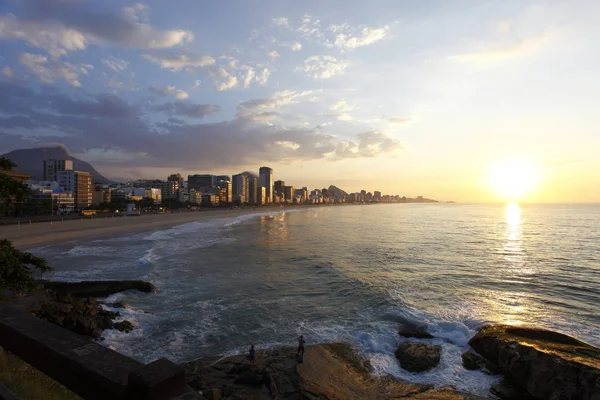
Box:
(0, 157, 31, 217)
(0, 239, 52, 291)
(0, 157, 53, 291)
(0, 346, 81, 400)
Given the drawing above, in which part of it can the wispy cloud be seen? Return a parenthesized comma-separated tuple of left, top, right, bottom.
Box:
(450, 34, 550, 63)
(296, 56, 348, 80)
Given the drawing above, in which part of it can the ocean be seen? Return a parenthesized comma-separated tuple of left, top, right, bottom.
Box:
(32, 203, 600, 397)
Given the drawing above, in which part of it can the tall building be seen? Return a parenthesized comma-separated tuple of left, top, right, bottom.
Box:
(58, 170, 92, 210)
(188, 174, 215, 190)
(274, 180, 285, 198)
(283, 186, 295, 203)
(215, 175, 231, 182)
(216, 178, 232, 204)
(258, 186, 267, 205)
(166, 173, 184, 199)
(374, 191, 382, 202)
(232, 173, 249, 203)
(247, 174, 258, 204)
(43, 159, 73, 181)
(258, 167, 273, 204)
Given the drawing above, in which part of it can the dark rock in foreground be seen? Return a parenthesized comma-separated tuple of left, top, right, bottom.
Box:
(461, 350, 497, 375)
(42, 280, 158, 298)
(33, 292, 134, 339)
(469, 324, 600, 400)
(398, 327, 434, 339)
(184, 343, 484, 400)
(395, 342, 441, 372)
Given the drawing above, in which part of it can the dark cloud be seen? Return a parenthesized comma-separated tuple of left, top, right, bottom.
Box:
(0, 81, 400, 175)
(152, 102, 220, 118)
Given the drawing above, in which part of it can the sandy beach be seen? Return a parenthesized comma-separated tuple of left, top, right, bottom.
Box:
(0, 209, 275, 250)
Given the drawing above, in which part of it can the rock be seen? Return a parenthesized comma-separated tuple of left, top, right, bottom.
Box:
(461, 350, 497, 374)
(490, 377, 535, 400)
(469, 324, 600, 400)
(113, 320, 134, 333)
(398, 328, 434, 339)
(203, 388, 222, 400)
(394, 342, 441, 372)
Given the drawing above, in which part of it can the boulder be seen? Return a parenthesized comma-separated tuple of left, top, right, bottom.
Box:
(395, 342, 441, 372)
(203, 388, 223, 400)
(461, 350, 497, 374)
(469, 324, 600, 400)
(113, 320, 134, 333)
(398, 328, 434, 339)
(490, 377, 535, 400)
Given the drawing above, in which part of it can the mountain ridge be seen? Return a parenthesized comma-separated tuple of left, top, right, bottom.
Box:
(1, 146, 110, 183)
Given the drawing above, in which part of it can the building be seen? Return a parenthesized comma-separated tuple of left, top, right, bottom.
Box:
(247, 174, 258, 204)
(283, 186, 295, 204)
(274, 180, 285, 199)
(232, 173, 249, 203)
(188, 174, 215, 191)
(43, 159, 73, 181)
(216, 179, 232, 204)
(215, 175, 231, 182)
(166, 173, 184, 199)
(30, 188, 75, 214)
(257, 186, 267, 205)
(374, 191, 382, 202)
(258, 167, 273, 204)
(202, 193, 219, 206)
(58, 170, 92, 210)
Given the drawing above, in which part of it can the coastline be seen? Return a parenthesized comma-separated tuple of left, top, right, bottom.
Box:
(0, 207, 295, 250)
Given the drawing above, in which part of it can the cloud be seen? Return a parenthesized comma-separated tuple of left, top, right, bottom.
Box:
(291, 42, 302, 51)
(243, 67, 255, 89)
(296, 56, 348, 80)
(386, 116, 412, 126)
(330, 113, 353, 121)
(194, 80, 201, 88)
(268, 50, 280, 59)
(19, 52, 88, 87)
(0, 3, 193, 57)
(143, 53, 216, 71)
(297, 15, 323, 41)
(327, 24, 389, 50)
(208, 67, 238, 91)
(450, 34, 549, 63)
(256, 68, 270, 85)
(239, 90, 315, 112)
(149, 85, 189, 100)
(0, 81, 400, 174)
(330, 99, 354, 112)
(272, 17, 289, 28)
(152, 101, 220, 118)
(2, 67, 12, 77)
(101, 58, 129, 72)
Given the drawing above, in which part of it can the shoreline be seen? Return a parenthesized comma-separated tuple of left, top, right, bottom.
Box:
(0, 207, 300, 250)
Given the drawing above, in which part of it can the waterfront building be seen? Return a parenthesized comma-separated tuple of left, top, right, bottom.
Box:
(58, 170, 92, 210)
(247, 174, 258, 204)
(43, 159, 73, 181)
(188, 174, 215, 190)
(258, 167, 273, 204)
(232, 173, 249, 203)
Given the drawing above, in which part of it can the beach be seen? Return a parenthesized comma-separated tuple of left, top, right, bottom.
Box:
(0, 209, 272, 250)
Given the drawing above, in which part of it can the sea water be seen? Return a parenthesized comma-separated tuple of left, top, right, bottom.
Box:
(33, 203, 600, 397)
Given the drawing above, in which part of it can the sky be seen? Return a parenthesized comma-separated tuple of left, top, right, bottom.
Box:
(0, 0, 599, 203)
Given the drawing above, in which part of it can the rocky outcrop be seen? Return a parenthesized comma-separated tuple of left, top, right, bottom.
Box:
(184, 343, 484, 400)
(469, 324, 600, 400)
(395, 342, 441, 372)
(33, 292, 134, 339)
(461, 350, 497, 374)
(399, 327, 434, 339)
(42, 280, 158, 298)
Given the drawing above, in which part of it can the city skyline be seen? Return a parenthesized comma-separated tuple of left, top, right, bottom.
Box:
(0, 1, 599, 203)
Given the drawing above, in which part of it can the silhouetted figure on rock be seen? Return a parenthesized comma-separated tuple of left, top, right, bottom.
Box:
(297, 335, 305, 356)
(249, 344, 255, 364)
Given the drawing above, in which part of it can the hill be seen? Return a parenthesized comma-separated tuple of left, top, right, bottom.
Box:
(1, 146, 110, 183)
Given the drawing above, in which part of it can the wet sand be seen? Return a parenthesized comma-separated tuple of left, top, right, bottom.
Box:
(0, 209, 274, 250)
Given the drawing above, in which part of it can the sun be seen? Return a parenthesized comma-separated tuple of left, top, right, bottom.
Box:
(487, 158, 541, 201)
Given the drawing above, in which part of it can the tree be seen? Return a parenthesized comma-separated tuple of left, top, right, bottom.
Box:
(0, 240, 52, 291)
(0, 157, 31, 217)
(0, 157, 53, 291)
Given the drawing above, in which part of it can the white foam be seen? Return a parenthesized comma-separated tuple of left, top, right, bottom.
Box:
(62, 245, 114, 257)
